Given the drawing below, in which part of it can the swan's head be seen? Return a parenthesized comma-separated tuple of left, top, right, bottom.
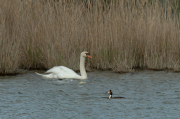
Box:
(81, 51, 92, 58)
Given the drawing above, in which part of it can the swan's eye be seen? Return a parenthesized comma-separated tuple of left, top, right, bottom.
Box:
(85, 53, 90, 55)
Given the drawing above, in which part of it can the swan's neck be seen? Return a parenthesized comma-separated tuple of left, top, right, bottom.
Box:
(80, 56, 87, 79)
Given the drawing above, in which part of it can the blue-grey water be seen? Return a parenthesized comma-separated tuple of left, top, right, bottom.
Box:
(0, 70, 180, 119)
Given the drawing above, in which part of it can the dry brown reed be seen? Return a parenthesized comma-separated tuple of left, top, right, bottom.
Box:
(0, 0, 180, 75)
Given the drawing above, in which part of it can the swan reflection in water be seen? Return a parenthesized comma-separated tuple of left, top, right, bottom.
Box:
(35, 51, 92, 80)
(107, 90, 125, 99)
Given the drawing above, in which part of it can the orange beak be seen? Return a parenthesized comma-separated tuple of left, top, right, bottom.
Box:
(87, 55, 92, 58)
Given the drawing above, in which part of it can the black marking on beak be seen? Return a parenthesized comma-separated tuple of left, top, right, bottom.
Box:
(85, 53, 90, 56)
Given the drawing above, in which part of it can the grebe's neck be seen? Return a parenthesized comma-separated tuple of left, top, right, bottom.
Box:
(109, 95, 112, 99)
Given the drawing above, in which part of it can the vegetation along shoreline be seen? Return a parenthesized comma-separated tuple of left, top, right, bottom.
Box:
(1, 0, 180, 75)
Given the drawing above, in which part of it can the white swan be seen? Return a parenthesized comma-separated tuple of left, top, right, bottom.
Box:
(35, 51, 92, 79)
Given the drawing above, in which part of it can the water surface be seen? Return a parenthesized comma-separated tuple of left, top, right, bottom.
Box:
(0, 70, 180, 119)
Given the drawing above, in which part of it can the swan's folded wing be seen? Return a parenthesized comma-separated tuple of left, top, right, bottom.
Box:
(46, 66, 75, 74)
(45, 66, 61, 74)
(58, 66, 77, 74)
(45, 66, 80, 79)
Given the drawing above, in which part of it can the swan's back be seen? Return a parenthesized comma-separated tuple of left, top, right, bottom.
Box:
(46, 66, 81, 79)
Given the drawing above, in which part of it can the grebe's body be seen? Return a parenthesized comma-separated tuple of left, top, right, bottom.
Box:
(108, 90, 124, 99)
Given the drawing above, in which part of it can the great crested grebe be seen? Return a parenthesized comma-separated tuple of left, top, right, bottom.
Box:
(107, 90, 125, 99)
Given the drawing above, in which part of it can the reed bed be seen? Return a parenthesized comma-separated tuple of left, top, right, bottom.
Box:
(0, 0, 180, 75)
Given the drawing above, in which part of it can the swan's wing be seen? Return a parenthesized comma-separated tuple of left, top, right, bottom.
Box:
(46, 66, 76, 74)
(35, 72, 57, 78)
(45, 66, 61, 74)
(45, 66, 81, 79)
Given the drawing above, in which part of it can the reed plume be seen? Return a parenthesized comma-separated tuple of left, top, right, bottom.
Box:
(0, 0, 180, 75)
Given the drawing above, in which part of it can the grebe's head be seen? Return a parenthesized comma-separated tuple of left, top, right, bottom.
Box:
(81, 51, 92, 58)
(108, 90, 113, 95)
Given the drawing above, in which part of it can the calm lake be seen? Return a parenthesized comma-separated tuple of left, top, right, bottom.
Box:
(0, 70, 180, 119)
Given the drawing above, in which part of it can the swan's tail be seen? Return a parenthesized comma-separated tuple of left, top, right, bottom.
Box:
(35, 72, 54, 78)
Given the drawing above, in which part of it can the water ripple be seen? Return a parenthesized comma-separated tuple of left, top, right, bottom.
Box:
(0, 70, 180, 118)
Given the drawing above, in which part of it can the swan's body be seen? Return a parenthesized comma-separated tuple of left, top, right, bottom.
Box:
(107, 90, 125, 99)
(35, 51, 92, 79)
